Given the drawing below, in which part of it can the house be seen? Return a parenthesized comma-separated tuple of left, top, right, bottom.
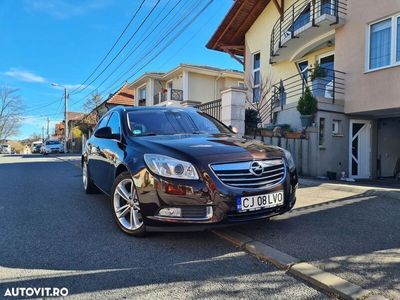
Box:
(207, 0, 400, 179)
(128, 64, 244, 107)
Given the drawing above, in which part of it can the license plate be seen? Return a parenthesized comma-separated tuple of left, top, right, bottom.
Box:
(237, 191, 284, 212)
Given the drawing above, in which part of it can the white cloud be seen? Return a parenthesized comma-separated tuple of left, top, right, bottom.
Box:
(4, 68, 46, 83)
(24, 0, 114, 19)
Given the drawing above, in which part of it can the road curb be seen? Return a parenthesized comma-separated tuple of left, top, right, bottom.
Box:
(212, 229, 388, 300)
(55, 156, 81, 169)
(299, 179, 400, 201)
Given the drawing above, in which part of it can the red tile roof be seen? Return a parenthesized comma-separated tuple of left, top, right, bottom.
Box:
(206, 0, 270, 56)
(106, 84, 134, 106)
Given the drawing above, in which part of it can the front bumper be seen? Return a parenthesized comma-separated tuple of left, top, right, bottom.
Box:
(133, 166, 298, 230)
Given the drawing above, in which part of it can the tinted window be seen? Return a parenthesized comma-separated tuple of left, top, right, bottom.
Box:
(46, 141, 61, 145)
(96, 115, 110, 130)
(127, 109, 231, 136)
(107, 112, 120, 135)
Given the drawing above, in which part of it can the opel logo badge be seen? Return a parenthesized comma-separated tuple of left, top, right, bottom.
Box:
(250, 161, 263, 176)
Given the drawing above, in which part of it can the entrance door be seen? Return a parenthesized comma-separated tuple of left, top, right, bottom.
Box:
(349, 120, 371, 178)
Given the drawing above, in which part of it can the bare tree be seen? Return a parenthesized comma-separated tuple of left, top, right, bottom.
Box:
(0, 87, 24, 141)
(83, 91, 103, 122)
(244, 72, 275, 138)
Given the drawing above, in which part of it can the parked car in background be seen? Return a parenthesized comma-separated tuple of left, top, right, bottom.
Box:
(31, 141, 43, 153)
(41, 140, 64, 155)
(0, 144, 12, 154)
(82, 106, 298, 237)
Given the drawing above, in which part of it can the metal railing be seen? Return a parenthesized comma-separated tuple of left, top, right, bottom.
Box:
(259, 67, 345, 122)
(153, 93, 166, 105)
(170, 89, 183, 101)
(270, 0, 347, 61)
(195, 99, 222, 120)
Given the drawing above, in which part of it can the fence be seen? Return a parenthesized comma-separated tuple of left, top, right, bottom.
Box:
(195, 99, 222, 120)
(253, 129, 320, 177)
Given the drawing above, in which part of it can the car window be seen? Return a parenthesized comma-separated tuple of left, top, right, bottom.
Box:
(96, 114, 110, 130)
(107, 112, 120, 135)
(46, 141, 60, 145)
(127, 109, 231, 136)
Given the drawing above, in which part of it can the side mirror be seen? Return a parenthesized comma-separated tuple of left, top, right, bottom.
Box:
(94, 127, 116, 139)
(229, 125, 238, 134)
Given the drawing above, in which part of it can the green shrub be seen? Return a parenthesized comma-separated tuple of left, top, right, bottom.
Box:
(297, 87, 317, 115)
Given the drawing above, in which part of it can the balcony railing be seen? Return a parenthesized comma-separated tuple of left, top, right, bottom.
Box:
(270, 0, 347, 63)
(153, 88, 183, 105)
(259, 67, 345, 122)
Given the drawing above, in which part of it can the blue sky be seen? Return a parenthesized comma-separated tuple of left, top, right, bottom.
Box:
(0, 0, 241, 140)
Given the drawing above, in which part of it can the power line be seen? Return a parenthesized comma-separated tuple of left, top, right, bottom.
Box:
(71, 0, 196, 107)
(71, 0, 161, 96)
(69, 0, 147, 94)
(99, 0, 213, 99)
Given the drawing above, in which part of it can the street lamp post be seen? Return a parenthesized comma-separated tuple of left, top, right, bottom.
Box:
(51, 83, 68, 153)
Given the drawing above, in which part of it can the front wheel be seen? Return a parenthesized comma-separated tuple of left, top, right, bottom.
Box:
(111, 172, 146, 237)
(82, 161, 99, 194)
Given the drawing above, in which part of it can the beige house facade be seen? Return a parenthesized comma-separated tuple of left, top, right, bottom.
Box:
(129, 64, 243, 107)
(208, 0, 400, 179)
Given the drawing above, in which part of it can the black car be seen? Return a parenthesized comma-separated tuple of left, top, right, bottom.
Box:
(82, 106, 298, 236)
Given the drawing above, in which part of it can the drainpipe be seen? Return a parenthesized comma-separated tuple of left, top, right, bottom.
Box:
(214, 73, 223, 100)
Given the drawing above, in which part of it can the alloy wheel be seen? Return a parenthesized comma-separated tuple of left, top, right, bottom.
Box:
(113, 178, 143, 230)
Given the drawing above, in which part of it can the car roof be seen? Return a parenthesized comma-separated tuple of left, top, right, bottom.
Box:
(108, 105, 198, 113)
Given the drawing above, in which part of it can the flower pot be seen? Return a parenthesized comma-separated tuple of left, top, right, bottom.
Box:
(260, 129, 274, 137)
(300, 115, 313, 127)
(284, 131, 302, 139)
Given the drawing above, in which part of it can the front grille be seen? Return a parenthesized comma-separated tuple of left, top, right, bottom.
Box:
(181, 206, 207, 218)
(211, 159, 285, 189)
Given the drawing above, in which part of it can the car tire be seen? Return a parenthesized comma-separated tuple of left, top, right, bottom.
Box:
(82, 161, 99, 194)
(111, 171, 146, 237)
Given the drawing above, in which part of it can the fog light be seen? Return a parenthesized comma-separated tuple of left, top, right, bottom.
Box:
(158, 207, 182, 217)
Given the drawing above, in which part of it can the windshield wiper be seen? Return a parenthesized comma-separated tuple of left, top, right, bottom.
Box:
(134, 132, 158, 136)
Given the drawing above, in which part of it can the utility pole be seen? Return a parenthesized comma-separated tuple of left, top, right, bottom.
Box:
(41, 126, 45, 142)
(46, 117, 50, 140)
(51, 83, 68, 153)
(64, 87, 68, 153)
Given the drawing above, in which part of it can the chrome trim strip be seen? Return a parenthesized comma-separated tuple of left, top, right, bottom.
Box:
(154, 206, 213, 221)
(221, 171, 284, 182)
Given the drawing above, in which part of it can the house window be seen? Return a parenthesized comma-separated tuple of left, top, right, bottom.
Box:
(238, 81, 245, 88)
(368, 15, 400, 71)
(139, 86, 146, 100)
(252, 52, 261, 102)
(319, 118, 325, 146)
(332, 119, 341, 135)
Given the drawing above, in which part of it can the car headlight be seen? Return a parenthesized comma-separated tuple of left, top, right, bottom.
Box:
(144, 154, 199, 180)
(283, 149, 295, 171)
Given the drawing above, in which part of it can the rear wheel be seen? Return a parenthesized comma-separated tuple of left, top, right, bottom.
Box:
(111, 172, 146, 237)
(82, 161, 99, 194)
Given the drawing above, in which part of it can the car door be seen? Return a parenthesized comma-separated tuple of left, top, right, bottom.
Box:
(102, 112, 125, 194)
(87, 114, 110, 189)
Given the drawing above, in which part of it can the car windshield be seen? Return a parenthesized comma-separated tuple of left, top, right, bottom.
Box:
(127, 109, 232, 136)
(46, 141, 60, 145)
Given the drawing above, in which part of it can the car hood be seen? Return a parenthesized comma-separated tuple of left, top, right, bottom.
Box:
(132, 134, 284, 164)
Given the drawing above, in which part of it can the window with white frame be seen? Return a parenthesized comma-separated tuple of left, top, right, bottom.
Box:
(368, 15, 400, 70)
(139, 86, 146, 100)
(252, 52, 261, 102)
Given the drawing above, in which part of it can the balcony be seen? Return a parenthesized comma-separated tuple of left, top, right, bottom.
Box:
(259, 67, 345, 121)
(153, 88, 183, 105)
(270, 0, 347, 64)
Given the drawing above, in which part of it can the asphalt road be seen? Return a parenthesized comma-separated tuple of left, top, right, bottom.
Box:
(236, 185, 400, 299)
(0, 154, 326, 299)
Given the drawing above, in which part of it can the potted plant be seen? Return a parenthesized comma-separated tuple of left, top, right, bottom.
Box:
(310, 61, 327, 97)
(297, 87, 317, 127)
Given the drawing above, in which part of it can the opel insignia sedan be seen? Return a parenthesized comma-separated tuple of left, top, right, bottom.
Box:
(82, 106, 298, 236)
